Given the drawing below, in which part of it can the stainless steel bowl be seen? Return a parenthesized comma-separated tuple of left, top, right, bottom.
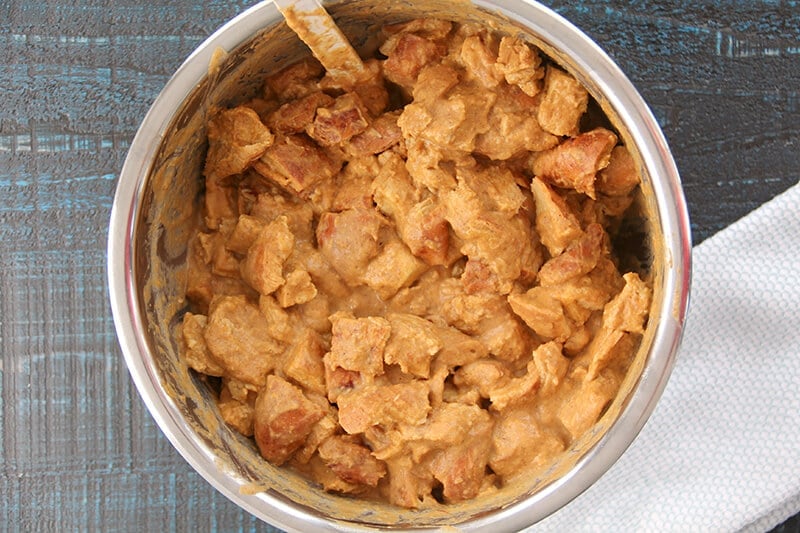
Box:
(107, 0, 691, 530)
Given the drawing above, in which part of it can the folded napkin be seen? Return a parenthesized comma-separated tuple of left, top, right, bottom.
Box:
(534, 181, 800, 532)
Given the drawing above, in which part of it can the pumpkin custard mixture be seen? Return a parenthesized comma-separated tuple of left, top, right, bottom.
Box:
(180, 18, 652, 507)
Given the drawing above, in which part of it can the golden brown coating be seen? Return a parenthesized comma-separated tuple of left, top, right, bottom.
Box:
(179, 18, 650, 509)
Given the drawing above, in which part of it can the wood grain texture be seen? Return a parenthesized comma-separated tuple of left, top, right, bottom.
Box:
(542, 0, 800, 243)
(0, 0, 797, 531)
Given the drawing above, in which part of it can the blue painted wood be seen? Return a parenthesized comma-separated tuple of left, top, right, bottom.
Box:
(0, 0, 797, 531)
(542, 0, 800, 243)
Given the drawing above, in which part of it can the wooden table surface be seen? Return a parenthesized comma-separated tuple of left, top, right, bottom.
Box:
(1, 1, 798, 531)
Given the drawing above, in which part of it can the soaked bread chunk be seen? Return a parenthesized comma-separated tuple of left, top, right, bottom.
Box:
(180, 18, 651, 508)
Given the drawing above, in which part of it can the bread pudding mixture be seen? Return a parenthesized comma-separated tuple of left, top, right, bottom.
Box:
(180, 18, 651, 507)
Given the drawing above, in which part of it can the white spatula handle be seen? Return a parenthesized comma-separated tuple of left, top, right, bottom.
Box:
(273, 0, 368, 85)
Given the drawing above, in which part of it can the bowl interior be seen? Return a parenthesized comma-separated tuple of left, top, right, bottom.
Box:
(121, 0, 688, 529)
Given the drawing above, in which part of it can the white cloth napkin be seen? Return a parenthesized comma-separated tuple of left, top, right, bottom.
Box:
(533, 181, 800, 532)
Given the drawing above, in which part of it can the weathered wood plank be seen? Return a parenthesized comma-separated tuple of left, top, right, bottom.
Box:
(0, 2, 274, 530)
(542, 0, 800, 242)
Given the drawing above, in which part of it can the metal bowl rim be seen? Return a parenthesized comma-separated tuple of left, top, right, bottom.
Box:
(107, 1, 692, 530)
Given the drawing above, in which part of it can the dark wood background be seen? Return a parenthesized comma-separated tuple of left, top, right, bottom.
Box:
(1, 1, 798, 530)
